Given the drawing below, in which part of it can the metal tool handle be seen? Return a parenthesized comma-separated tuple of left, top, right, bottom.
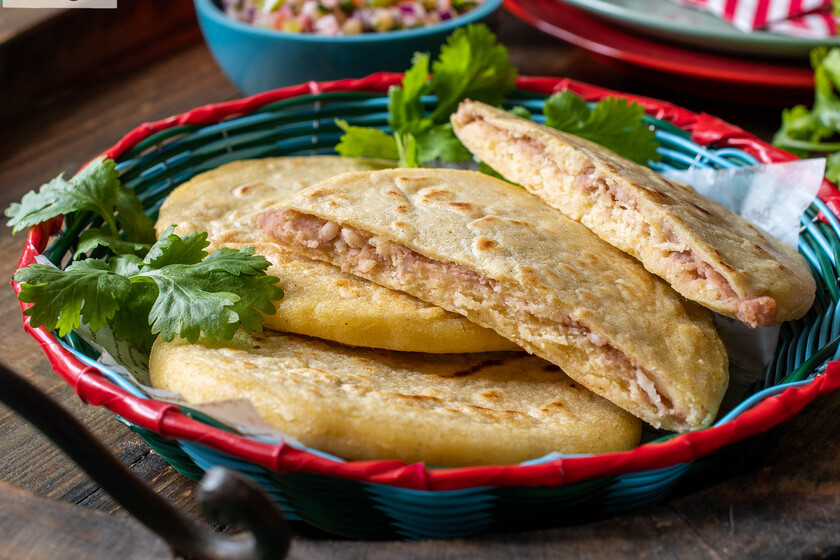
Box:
(0, 361, 290, 560)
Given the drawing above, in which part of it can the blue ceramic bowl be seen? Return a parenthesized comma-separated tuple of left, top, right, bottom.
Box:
(194, 0, 503, 95)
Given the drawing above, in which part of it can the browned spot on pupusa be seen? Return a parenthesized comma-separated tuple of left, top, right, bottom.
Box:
(391, 220, 415, 234)
(688, 201, 713, 217)
(467, 216, 502, 232)
(552, 263, 581, 280)
(232, 182, 271, 197)
(746, 240, 771, 257)
(575, 287, 599, 305)
(635, 183, 671, 204)
(394, 393, 444, 404)
(463, 405, 524, 419)
(579, 251, 601, 266)
(742, 221, 767, 242)
(446, 200, 476, 214)
(474, 237, 498, 251)
(504, 218, 538, 234)
(304, 188, 329, 198)
(540, 401, 565, 412)
(395, 205, 409, 215)
(395, 174, 436, 190)
(419, 187, 454, 203)
(480, 390, 501, 401)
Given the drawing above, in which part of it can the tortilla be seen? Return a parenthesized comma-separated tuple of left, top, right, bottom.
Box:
(156, 157, 517, 353)
(451, 100, 815, 328)
(259, 168, 729, 431)
(149, 330, 642, 466)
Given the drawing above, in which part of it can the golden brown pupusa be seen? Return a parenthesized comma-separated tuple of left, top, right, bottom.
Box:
(150, 330, 642, 466)
(155, 156, 517, 353)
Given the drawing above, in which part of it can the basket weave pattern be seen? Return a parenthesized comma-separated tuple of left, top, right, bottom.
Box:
(13, 74, 840, 539)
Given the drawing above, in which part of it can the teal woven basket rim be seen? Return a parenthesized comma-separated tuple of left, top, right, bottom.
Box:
(13, 75, 840, 512)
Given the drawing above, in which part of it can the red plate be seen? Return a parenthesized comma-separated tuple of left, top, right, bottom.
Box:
(504, 0, 814, 93)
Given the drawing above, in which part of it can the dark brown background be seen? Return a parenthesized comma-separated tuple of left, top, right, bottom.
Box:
(0, 2, 837, 558)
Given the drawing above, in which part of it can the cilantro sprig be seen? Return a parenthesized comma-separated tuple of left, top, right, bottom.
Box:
(8, 159, 284, 354)
(5, 157, 156, 255)
(774, 48, 840, 182)
(15, 227, 284, 353)
(336, 23, 517, 167)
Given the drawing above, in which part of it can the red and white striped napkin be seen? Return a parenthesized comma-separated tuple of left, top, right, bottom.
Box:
(674, 0, 838, 38)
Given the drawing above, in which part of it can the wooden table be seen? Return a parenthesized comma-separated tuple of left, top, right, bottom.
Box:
(1, 5, 838, 559)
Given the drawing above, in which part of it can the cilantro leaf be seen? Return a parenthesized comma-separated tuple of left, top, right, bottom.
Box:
(16, 260, 131, 336)
(135, 267, 240, 344)
(7, 175, 75, 235)
(69, 157, 121, 230)
(143, 226, 209, 268)
(110, 274, 156, 353)
(388, 52, 431, 135)
(543, 91, 589, 131)
(416, 125, 472, 164)
(75, 228, 151, 259)
(396, 132, 420, 168)
(508, 106, 532, 119)
(15, 227, 284, 351)
(827, 151, 840, 183)
(136, 242, 283, 344)
(544, 91, 660, 165)
(116, 186, 156, 244)
(813, 48, 840, 131)
(429, 24, 517, 122)
(335, 120, 399, 160)
(333, 24, 515, 167)
(5, 157, 155, 257)
(774, 47, 840, 178)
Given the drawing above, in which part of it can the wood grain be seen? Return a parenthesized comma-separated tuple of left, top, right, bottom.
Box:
(0, 481, 171, 560)
(0, 11, 834, 560)
(0, 0, 200, 124)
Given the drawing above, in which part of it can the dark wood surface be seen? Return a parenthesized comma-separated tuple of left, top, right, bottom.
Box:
(0, 481, 170, 560)
(0, 7, 838, 559)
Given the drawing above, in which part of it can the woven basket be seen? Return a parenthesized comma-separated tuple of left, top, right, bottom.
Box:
(14, 74, 840, 540)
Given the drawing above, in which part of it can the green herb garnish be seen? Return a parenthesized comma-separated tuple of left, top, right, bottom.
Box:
(774, 47, 840, 181)
(335, 24, 659, 168)
(15, 227, 283, 353)
(336, 23, 517, 167)
(5, 156, 157, 254)
(8, 159, 284, 353)
(543, 91, 661, 165)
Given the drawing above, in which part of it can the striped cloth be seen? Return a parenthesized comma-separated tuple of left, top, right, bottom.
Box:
(674, 0, 838, 37)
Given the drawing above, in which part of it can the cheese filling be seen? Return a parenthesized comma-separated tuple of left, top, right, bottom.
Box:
(259, 208, 685, 429)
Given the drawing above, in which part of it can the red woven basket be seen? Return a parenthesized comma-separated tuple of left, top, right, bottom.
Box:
(13, 74, 840, 496)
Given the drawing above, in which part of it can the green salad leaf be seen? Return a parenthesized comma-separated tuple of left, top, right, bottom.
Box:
(16, 226, 284, 353)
